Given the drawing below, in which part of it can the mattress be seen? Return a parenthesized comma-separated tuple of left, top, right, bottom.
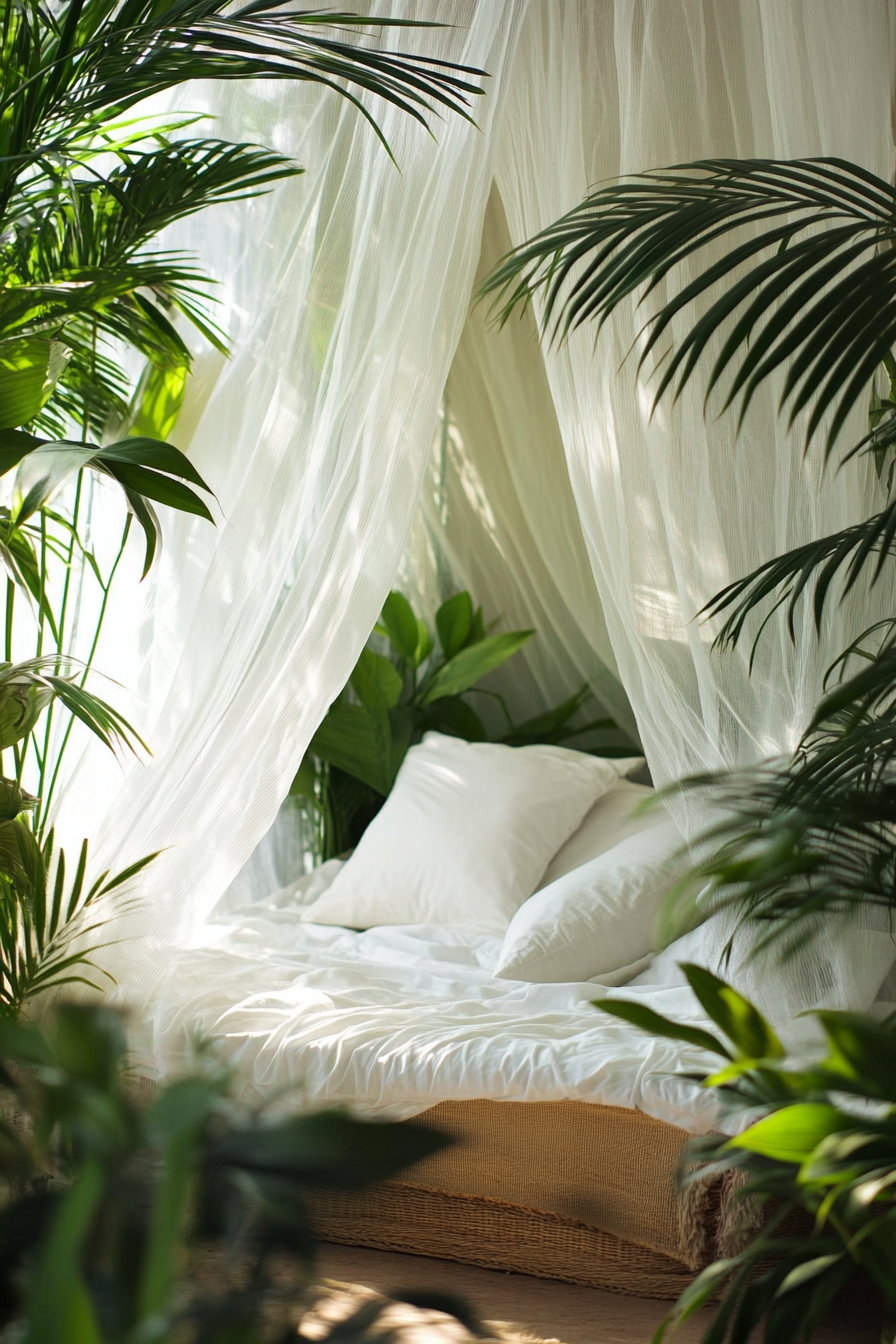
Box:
(138, 880, 722, 1134)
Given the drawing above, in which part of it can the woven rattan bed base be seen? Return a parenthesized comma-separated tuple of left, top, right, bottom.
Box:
(309, 1181, 699, 1299)
(308, 1099, 718, 1299)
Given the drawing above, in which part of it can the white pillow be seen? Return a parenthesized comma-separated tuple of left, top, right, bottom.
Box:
(538, 780, 670, 889)
(493, 821, 685, 984)
(301, 733, 618, 935)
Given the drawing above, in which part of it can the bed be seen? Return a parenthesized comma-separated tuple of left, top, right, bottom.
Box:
(138, 742, 896, 1297)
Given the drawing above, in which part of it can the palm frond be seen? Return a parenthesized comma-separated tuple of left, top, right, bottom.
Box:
(0, 2, 485, 216)
(702, 497, 896, 656)
(0, 655, 147, 756)
(672, 763, 896, 961)
(481, 158, 896, 455)
(0, 827, 155, 1017)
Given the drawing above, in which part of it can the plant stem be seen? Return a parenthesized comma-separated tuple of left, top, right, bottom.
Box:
(4, 578, 23, 783)
(40, 515, 130, 832)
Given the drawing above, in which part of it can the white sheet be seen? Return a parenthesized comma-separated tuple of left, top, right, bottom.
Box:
(136, 860, 895, 1138)
(138, 863, 722, 1133)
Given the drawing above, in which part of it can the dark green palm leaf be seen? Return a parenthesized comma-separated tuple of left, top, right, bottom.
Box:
(702, 498, 896, 655)
(481, 158, 896, 456)
(0, 2, 484, 217)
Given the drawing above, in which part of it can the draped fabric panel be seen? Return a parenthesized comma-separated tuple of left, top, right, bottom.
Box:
(397, 187, 638, 744)
(62, 1, 529, 1003)
(492, 0, 895, 836)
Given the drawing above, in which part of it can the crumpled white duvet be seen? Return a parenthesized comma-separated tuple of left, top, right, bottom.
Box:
(139, 870, 727, 1134)
(138, 860, 896, 1137)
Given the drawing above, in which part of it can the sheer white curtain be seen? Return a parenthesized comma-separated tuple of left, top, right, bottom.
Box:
(58, 1, 529, 1004)
(397, 187, 638, 744)
(491, 0, 895, 836)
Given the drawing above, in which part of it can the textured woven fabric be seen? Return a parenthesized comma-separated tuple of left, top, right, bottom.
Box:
(306, 1097, 723, 1295)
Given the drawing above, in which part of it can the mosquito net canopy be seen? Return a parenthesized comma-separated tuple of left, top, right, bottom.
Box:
(54, 0, 894, 1004)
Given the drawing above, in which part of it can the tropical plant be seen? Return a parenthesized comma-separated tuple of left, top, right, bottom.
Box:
(597, 966, 896, 1344)
(481, 155, 896, 955)
(0, 657, 155, 1017)
(0, 1000, 457, 1342)
(291, 587, 621, 860)
(0, 2, 484, 1014)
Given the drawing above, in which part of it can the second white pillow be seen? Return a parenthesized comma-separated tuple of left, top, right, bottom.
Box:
(301, 733, 618, 935)
(493, 821, 685, 984)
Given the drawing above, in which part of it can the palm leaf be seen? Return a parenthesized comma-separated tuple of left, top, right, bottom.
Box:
(0, 828, 156, 1017)
(702, 499, 896, 656)
(0, 2, 485, 218)
(481, 158, 896, 457)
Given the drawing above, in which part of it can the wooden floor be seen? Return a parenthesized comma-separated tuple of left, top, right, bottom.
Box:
(316, 1243, 881, 1344)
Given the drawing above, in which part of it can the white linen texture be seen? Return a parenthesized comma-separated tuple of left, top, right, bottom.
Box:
(301, 733, 618, 934)
(538, 779, 668, 888)
(494, 821, 684, 985)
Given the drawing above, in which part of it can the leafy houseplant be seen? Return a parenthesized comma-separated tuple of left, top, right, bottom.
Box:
(598, 969, 896, 1344)
(291, 587, 622, 860)
(0, 2, 483, 1014)
(0, 1002, 453, 1342)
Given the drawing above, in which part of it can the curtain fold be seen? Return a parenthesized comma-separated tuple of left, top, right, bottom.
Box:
(493, 0, 895, 835)
(397, 186, 639, 744)
(61, 1, 529, 1004)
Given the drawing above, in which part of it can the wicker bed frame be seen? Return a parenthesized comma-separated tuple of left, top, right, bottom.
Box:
(308, 1099, 727, 1299)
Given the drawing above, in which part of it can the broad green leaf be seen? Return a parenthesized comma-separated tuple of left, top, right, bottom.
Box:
(98, 461, 214, 522)
(0, 679, 53, 749)
(128, 358, 189, 441)
(25, 1157, 104, 1344)
(209, 1111, 448, 1187)
(729, 1104, 846, 1164)
(0, 428, 44, 476)
(351, 647, 403, 711)
(380, 590, 419, 663)
(594, 998, 731, 1059)
(310, 702, 391, 796)
(816, 1011, 896, 1099)
(12, 442, 96, 523)
(414, 617, 434, 666)
(422, 696, 487, 742)
(387, 705, 418, 786)
(288, 755, 318, 800)
(681, 964, 786, 1060)
(97, 437, 213, 494)
(469, 605, 486, 643)
(436, 591, 472, 659)
(420, 630, 534, 704)
(0, 337, 64, 430)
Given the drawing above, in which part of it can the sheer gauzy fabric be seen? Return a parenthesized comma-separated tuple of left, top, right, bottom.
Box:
(489, 0, 895, 837)
(396, 188, 638, 745)
(61, 1, 529, 1004)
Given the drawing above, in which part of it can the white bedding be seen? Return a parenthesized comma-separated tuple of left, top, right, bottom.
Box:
(136, 861, 717, 1133)
(137, 861, 896, 1137)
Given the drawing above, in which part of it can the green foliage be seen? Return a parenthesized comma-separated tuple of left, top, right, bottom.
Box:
(0, 830, 156, 1019)
(597, 969, 896, 1343)
(293, 588, 623, 861)
(0, 1003, 452, 1342)
(481, 158, 896, 458)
